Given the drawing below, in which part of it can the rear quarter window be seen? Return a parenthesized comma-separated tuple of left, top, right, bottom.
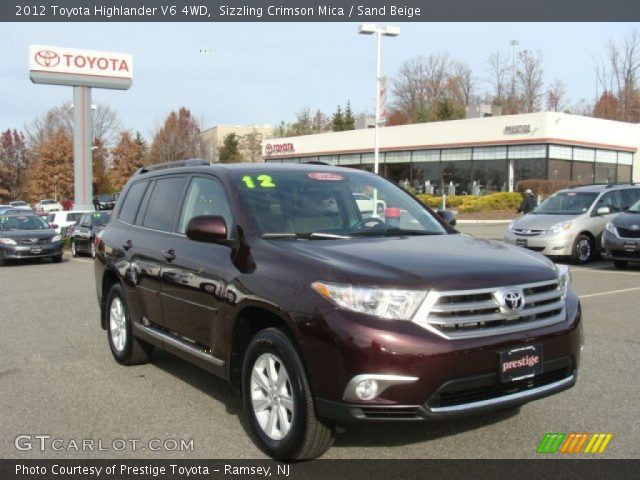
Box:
(118, 181, 148, 224)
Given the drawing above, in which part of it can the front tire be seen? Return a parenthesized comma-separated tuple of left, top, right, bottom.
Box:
(51, 254, 62, 263)
(242, 328, 334, 460)
(614, 260, 628, 269)
(71, 240, 78, 257)
(105, 283, 153, 365)
(571, 234, 593, 264)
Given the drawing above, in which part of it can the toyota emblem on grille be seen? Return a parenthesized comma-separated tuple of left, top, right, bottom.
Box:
(631, 224, 640, 231)
(494, 289, 525, 314)
(30, 238, 39, 243)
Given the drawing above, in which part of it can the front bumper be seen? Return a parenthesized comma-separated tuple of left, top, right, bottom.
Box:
(504, 230, 574, 256)
(303, 291, 582, 422)
(1, 243, 62, 259)
(601, 230, 640, 263)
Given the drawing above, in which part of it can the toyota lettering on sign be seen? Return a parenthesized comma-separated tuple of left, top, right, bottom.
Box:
(29, 44, 133, 90)
(265, 142, 295, 156)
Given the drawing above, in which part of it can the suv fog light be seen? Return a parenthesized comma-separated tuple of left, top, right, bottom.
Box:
(355, 379, 379, 400)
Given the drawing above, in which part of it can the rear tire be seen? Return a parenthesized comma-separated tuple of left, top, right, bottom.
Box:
(614, 260, 628, 269)
(242, 328, 334, 460)
(106, 283, 153, 365)
(571, 234, 593, 264)
(71, 240, 78, 257)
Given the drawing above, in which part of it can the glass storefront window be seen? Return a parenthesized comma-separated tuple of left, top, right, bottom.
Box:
(473, 159, 508, 192)
(548, 159, 571, 181)
(441, 148, 472, 161)
(514, 158, 547, 182)
(412, 150, 440, 162)
(595, 163, 617, 183)
(573, 148, 595, 162)
(473, 146, 507, 160)
(318, 155, 338, 165)
(441, 160, 472, 194)
(572, 161, 594, 183)
(412, 162, 441, 190)
(549, 145, 572, 160)
(595, 150, 617, 164)
(508, 144, 546, 159)
(338, 154, 360, 165)
(384, 163, 411, 185)
(384, 151, 412, 163)
(618, 164, 632, 182)
(618, 152, 633, 165)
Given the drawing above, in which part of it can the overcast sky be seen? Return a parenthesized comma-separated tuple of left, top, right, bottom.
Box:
(0, 22, 635, 140)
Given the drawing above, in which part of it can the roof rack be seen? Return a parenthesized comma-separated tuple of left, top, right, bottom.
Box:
(605, 182, 637, 188)
(303, 161, 330, 166)
(138, 158, 209, 174)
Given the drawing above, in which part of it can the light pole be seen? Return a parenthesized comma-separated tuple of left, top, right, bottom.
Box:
(357, 24, 400, 177)
(510, 39, 519, 113)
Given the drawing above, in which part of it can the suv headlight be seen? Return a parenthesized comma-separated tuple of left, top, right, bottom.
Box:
(547, 221, 572, 234)
(507, 220, 516, 233)
(0, 238, 17, 246)
(52, 234, 61, 242)
(312, 282, 427, 320)
(605, 222, 619, 237)
(555, 264, 571, 298)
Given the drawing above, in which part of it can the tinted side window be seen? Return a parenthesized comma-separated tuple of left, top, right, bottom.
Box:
(178, 177, 233, 234)
(620, 189, 640, 210)
(119, 181, 148, 224)
(597, 191, 621, 213)
(142, 176, 186, 232)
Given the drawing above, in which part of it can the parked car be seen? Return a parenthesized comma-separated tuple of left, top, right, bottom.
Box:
(93, 194, 117, 211)
(0, 208, 36, 215)
(9, 200, 31, 210)
(95, 160, 580, 459)
(35, 199, 63, 213)
(601, 198, 640, 268)
(505, 183, 640, 264)
(352, 193, 386, 217)
(0, 213, 63, 266)
(70, 211, 112, 258)
(46, 210, 93, 235)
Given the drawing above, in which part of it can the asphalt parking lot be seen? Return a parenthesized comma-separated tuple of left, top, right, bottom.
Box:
(1, 223, 639, 459)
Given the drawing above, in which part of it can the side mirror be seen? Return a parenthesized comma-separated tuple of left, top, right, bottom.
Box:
(437, 209, 457, 227)
(186, 215, 228, 244)
(596, 206, 611, 216)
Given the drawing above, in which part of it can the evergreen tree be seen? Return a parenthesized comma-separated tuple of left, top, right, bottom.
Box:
(218, 133, 243, 163)
(343, 101, 356, 130)
(331, 105, 344, 131)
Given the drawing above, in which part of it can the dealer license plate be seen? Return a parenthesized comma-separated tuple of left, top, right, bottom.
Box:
(499, 345, 542, 383)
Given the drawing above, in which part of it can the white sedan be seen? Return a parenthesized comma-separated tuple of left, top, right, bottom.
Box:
(35, 199, 63, 213)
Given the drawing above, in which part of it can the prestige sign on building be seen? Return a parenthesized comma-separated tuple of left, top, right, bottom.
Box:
(29, 44, 132, 89)
(29, 44, 132, 209)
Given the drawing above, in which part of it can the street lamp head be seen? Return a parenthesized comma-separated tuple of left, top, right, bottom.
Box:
(382, 26, 401, 37)
(358, 23, 377, 35)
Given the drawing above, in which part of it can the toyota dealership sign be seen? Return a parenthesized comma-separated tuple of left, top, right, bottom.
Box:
(29, 44, 133, 89)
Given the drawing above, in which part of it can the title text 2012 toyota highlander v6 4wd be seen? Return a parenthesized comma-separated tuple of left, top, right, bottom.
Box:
(94, 160, 582, 459)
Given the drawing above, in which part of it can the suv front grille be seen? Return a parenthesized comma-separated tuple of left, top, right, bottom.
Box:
(18, 237, 50, 245)
(512, 229, 545, 236)
(413, 280, 565, 339)
(616, 227, 640, 239)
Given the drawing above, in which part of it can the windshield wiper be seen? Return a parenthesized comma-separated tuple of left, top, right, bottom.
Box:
(349, 228, 440, 237)
(262, 232, 352, 240)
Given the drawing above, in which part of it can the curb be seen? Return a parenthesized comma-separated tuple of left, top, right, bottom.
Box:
(456, 219, 512, 225)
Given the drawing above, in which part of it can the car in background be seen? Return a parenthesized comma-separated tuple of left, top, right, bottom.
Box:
(70, 211, 112, 258)
(505, 184, 640, 264)
(353, 193, 386, 217)
(93, 194, 117, 211)
(35, 199, 63, 213)
(602, 198, 640, 269)
(46, 210, 93, 235)
(9, 200, 31, 210)
(0, 207, 36, 215)
(0, 213, 63, 266)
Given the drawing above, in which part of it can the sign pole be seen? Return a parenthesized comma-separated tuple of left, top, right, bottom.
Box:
(73, 86, 93, 210)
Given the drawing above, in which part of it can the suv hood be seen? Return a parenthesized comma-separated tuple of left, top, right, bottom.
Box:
(271, 234, 557, 291)
(0, 229, 55, 241)
(512, 214, 577, 230)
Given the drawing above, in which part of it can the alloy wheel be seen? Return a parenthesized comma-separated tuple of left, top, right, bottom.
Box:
(109, 297, 127, 353)
(250, 353, 295, 441)
(576, 238, 591, 262)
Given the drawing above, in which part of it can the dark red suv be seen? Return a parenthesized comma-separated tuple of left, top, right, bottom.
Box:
(94, 159, 582, 459)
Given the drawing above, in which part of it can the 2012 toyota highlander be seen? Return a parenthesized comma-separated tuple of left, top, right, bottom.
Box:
(94, 160, 582, 459)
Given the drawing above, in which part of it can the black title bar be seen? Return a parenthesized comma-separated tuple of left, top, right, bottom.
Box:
(2, 0, 640, 22)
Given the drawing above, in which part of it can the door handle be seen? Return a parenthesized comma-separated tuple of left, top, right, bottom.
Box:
(122, 239, 132, 251)
(162, 249, 176, 262)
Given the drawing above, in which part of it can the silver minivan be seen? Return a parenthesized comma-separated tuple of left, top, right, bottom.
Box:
(505, 184, 640, 263)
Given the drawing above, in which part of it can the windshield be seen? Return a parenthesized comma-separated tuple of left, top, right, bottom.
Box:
(92, 212, 112, 226)
(97, 194, 114, 201)
(532, 191, 598, 215)
(234, 169, 448, 237)
(0, 215, 50, 231)
(11, 201, 27, 206)
(41, 199, 55, 204)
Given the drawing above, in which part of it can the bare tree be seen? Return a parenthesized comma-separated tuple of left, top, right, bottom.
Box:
(517, 49, 545, 113)
(451, 62, 475, 107)
(546, 79, 567, 112)
(392, 53, 451, 122)
(238, 129, 264, 163)
(486, 51, 510, 109)
(595, 28, 640, 121)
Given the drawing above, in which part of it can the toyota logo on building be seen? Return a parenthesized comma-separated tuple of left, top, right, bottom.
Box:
(494, 289, 525, 314)
(34, 50, 60, 68)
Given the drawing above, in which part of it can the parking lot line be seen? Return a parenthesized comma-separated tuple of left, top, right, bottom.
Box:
(579, 286, 640, 299)
(71, 258, 94, 264)
(571, 267, 640, 275)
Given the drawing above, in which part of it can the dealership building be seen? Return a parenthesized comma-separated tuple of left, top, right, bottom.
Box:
(262, 112, 639, 193)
